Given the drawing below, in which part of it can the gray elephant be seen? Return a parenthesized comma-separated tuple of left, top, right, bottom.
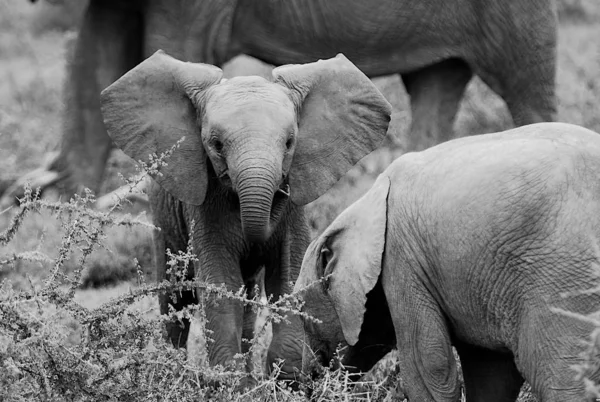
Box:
(295, 122, 600, 401)
(5, 0, 557, 202)
(99, 51, 392, 381)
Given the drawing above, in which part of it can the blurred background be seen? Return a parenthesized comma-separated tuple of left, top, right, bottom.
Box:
(0, 0, 598, 297)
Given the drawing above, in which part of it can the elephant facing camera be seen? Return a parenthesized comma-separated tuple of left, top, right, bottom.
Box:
(100, 50, 392, 385)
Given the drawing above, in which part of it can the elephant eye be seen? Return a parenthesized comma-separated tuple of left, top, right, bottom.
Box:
(212, 139, 224, 154)
(285, 134, 295, 151)
(320, 246, 330, 269)
(320, 245, 333, 291)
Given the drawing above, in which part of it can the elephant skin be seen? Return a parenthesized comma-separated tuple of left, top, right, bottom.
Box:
(9, 0, 557, 200)
(99, 51, 392, 384)
(295, 122, 600, 401)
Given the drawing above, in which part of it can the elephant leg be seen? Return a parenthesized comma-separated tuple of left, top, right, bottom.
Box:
(472, 5, 557, 126)
(155, 230, 196, 348)
(264, 280, 304, 382)
(400, 58, 473, 152)
(150, 186, 196, 348)
(51, 1, 143, 196)
(193, 241, 247, 370)
(153, 222, 196, 348)
(497, 55, 556, 127)
(242, 272, 260, 376)
(455, 343, 524, 402)
(383, 269, 461, 401)
(517, 307, 594, 402)
(476, 49, 556, 127)
(263, 226, 309, 382)
(203, 297, 245, 368)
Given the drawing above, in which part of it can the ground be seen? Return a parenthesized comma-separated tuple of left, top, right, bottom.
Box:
(0, 0, 599, 400)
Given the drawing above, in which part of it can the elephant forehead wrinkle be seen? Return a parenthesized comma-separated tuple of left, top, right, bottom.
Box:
(206, 105, 297, 139)
(204, 87, 296, 132)
(209, 78, 292, 106)
(223, 75, 270, 86)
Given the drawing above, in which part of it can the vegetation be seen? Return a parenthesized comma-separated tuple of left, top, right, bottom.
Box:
(1, 0, 600, 400)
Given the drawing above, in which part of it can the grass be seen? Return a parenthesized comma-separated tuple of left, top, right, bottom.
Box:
(1, 0, 600, 400)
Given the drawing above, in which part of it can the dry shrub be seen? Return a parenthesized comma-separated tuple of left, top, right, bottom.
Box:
(0, 150, 403, 401)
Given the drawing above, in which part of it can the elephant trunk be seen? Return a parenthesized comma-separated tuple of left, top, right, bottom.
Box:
(235, 156, 288, 243)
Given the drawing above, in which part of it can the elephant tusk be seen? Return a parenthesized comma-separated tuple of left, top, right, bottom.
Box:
(277, 183, 290, 197)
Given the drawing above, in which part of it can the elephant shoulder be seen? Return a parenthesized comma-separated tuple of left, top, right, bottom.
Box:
(385, 152, 425, 181)
(382, 151, 442, 195)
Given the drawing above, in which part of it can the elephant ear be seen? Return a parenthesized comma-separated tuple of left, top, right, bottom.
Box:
(100, 50, 223, 205)
(326, 175, 390, 346)
(273, 54, 392, 206)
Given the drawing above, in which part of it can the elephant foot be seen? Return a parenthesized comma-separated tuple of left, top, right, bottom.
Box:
(267, 356, 303, 390)
(234, 374, 258, 393)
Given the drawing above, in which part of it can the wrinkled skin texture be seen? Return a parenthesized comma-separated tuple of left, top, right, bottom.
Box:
(296, 122, 600, 401)
(10, 0, 557, 199)
(99, 52, 392, 383)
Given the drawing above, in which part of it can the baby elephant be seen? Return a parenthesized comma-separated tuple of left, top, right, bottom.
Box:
(100, 51, 391, 382)
(296, 122, 600, 401)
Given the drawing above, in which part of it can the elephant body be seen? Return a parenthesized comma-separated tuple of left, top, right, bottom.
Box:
(149, 181, 310, 372)
(100, 52, 392, 382)
(20, 0, 557, 198)
(296, 122, 600, 401)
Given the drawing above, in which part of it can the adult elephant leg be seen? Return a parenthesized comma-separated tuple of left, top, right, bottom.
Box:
(481, 50, 556, 127)
(455, 343, 524, 402)
(400, 58, 473, 152)
(383, 261, 461, 401)
(52, 1, 143, 196)
(473, 3, 557, 126)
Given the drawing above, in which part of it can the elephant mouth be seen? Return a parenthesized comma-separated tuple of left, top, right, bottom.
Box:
(270, 182, 290, 224)
(218, 169, 232, 187)
(276, 182, 290, 197)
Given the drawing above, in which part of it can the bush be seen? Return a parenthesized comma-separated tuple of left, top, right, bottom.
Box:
(0, 152, 404, 402)
(79, 223, 154, 289)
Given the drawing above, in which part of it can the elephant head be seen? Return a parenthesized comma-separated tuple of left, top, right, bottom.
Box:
(100, 50, 392, 243)
(294, 175, 396, 376)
